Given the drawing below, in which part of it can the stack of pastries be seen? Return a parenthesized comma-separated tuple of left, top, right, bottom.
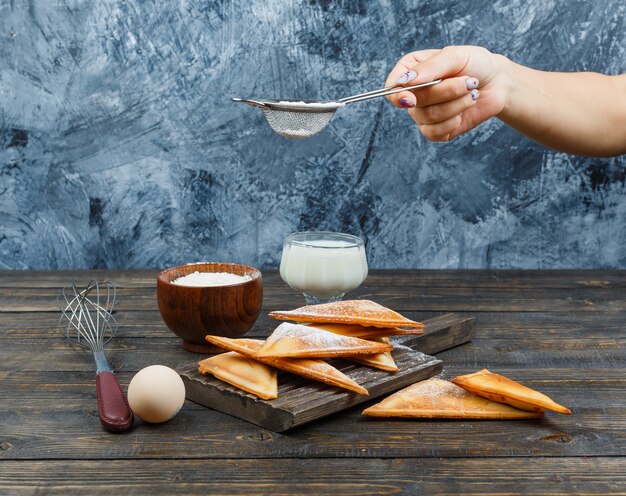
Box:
(198, 300, 424, 400)
(198, 299, 571, 418)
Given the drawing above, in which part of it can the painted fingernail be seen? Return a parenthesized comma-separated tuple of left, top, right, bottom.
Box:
(399, 98, 415, 108)
(470, 89, 480, 101)
(396, 70, 417, 85)
(466, 77, 479, 90)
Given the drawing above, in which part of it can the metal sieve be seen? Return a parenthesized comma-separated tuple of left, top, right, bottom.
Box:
(232, 79, 441, 138)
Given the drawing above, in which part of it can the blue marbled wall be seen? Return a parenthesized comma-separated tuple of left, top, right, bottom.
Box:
(1, 0, 625, 269)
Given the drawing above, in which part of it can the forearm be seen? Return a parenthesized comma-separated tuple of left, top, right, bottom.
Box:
(497, 55, 626, 157)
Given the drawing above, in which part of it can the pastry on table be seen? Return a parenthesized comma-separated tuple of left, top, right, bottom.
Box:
(452, 369, 571, 415)
(311, 322, 424, 338)
(269, 299, 424, 329)
(256, 322, 392, 359)
(362, 377, 543, 419)
(205, 335, 368, 395)
(198, 351, 277, 400)
(347, 337, 398, 373)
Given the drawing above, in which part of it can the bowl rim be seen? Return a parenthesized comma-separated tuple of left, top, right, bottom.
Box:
(157, 262, 262, 288)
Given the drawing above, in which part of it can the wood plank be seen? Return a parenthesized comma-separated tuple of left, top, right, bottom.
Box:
(178, 315, 473, 432)
(1, 333, 623, 373)
(1, 458, 625, 495)
(2, 310, 624, 342)
(3, 368, 623, 408)
(3, 285, 626, 312)
(1, 398, 624, 459)
(2, 268, 625, 289)
(0, 269, 159, 288)
(390, 313, 475, 355)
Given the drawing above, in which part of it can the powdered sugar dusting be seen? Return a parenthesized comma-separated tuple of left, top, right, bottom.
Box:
(377, 378, 471, 410)
(271, 300, 422, 327)
(258, 322, 392, 358)
(268, 322, 385, 349)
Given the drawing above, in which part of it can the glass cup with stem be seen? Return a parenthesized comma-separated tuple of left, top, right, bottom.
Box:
(279, 231, 368, 305)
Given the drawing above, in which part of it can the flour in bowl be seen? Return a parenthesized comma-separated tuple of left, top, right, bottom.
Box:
(172, 271, 251, 287)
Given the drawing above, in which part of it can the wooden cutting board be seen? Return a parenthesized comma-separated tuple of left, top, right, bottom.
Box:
(178, 313, 474, 432)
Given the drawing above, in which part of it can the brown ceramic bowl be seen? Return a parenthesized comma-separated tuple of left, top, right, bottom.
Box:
(157, 263, 263, 353)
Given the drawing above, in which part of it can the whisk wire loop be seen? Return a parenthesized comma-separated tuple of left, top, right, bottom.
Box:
(58, 281, 118, 353)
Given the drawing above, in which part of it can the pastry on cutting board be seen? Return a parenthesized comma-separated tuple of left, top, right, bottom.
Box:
(256, 322, 392, 359)
(311, 322, 424, 338)
(198, 351, 278, 400)
(348, 351, 398, 373)
(362, 377, 543, 419)
(269, 300, 423, 329)
(452, 369, 571, 414)
(205, 335, 368, 395)
(346, 337, 398, 373)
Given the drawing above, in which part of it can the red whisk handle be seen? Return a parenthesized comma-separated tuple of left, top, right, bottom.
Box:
(95, 371, 134, 432)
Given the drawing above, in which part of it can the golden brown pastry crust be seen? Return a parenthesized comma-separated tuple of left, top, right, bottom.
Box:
(205, 335, 368, 395)
(310, 323, 424, 338)
(363, 377, 544, 419)
(346, 337, 398, 372)
(348, 352, 398, 372)
(269, 300, 424, 329)
(256, 322, 393, 358)
(198, 351, 277, 400)
(452, 369, 571, 415)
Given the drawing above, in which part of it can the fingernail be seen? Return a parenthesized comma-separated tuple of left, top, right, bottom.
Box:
(399, 98, 415, 108)
(396, 70, 417, 85)
(470, 89, 480, 101)
(466, 77, 479, 90)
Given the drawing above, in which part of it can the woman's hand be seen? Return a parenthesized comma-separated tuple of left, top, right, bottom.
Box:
(386, 46, 510, 141)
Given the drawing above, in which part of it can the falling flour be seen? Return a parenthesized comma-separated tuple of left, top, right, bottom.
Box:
(172, 271, 251, 287)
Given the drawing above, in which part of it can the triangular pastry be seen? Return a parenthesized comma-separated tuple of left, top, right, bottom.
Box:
(347, 337, 398, 373)
(198, 351, 277, 400)
(348, 352, 398, 372)
(256, 322, 393, 359)
(205, 335, 368, 395)
(452, 369, 571, 415)
(362, 377, 543, 419)
(311, 323, 424, 338)
(269, 300, 423, 329)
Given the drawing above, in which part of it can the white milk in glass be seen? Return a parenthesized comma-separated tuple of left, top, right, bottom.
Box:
(280, 234, 368, 302)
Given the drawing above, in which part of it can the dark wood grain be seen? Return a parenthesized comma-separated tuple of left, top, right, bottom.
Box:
(2, 458, 626, 495)
(2, 309, 624, 341)
(2, 285, 626, 312)
(1, 269, 625, 495)
(2, 268, 625, 289)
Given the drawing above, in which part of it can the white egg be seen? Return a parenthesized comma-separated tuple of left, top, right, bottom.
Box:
(128, 365, 186, 423)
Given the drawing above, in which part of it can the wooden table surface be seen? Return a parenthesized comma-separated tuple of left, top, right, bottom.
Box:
(1, 269, 625, 495)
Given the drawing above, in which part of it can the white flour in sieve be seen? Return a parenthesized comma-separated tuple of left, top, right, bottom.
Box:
(276, 101, 344, 109)
(172, 271, 251, 287)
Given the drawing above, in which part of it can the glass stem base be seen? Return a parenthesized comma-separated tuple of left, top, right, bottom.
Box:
(302, 292, 345, 305)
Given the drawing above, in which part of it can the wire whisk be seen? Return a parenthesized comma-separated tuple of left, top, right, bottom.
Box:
(59, 281, 118, 353)
(58, 281, 134, 432)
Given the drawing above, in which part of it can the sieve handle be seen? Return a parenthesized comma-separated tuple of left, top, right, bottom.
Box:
(232, 97, 267, 108)
(339, 79, 442, 104)
(95, 371, 134, 432)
